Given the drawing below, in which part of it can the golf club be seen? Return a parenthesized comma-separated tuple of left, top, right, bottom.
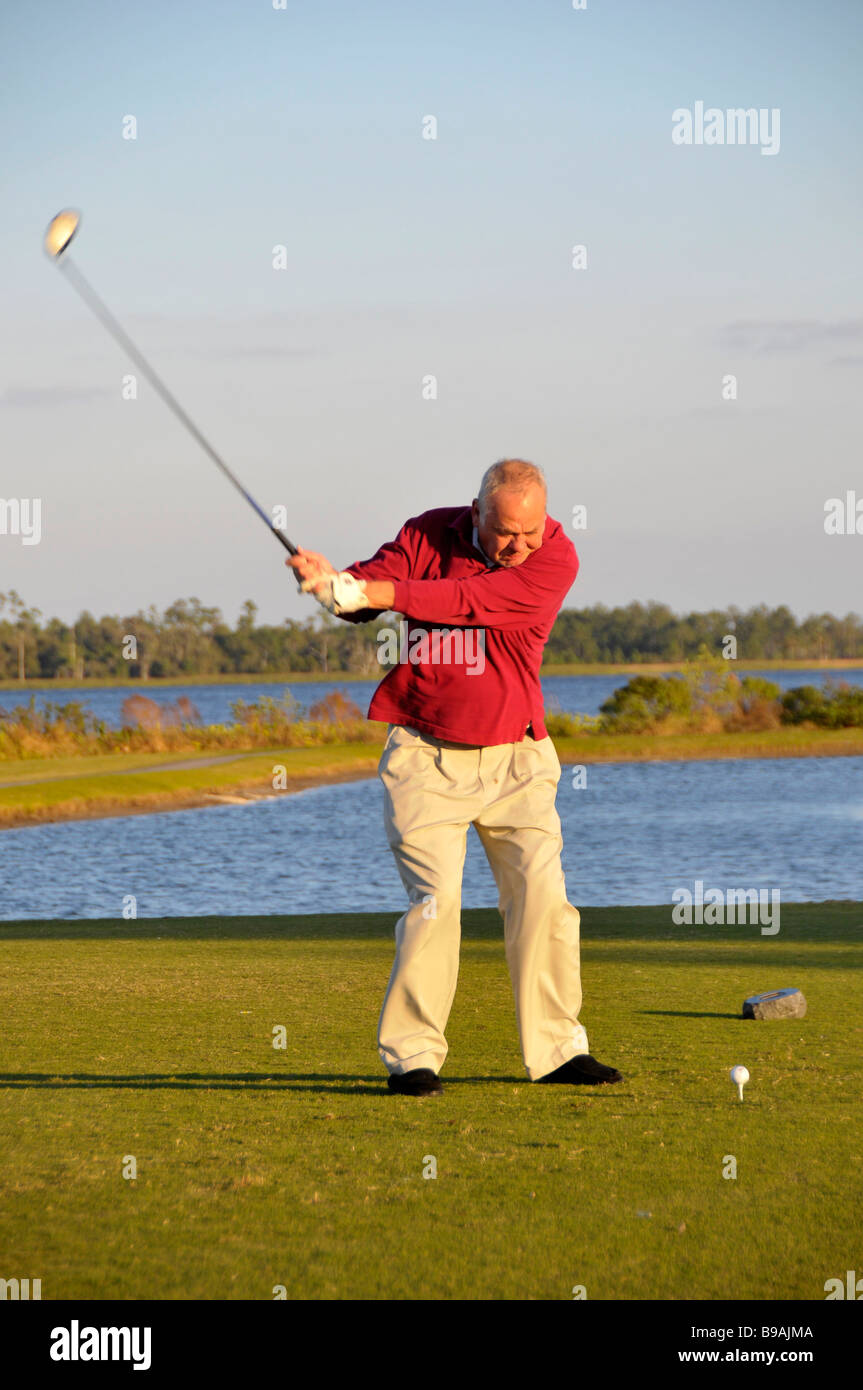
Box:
(44, 209, 300, 557)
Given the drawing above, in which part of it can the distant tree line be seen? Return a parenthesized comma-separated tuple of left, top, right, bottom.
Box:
(1, 591, 861, 681)
(547, 602, 863, 663)
(0, 592, 389, 681)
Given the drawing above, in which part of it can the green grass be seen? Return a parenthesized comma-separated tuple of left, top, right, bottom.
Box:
(553, 726, 863, 762)
(542, 659, 863, 675)
(0, 904, 859, 1300)
(0, 671, 380, 690)
(0, 750, 224, 783)
(3, 658, 863, 689)
(0, 744, 381, 826)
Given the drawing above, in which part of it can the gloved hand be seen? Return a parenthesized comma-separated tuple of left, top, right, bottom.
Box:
(303, 570, 370, 615)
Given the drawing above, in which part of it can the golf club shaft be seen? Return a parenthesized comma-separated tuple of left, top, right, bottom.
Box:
(57, 257, 299, 556)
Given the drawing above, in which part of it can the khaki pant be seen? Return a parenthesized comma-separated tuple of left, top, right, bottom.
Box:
(377, 723, 589, 1081)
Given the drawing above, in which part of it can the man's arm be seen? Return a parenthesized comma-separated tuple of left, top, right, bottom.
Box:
(358, 579, 395, 610)
(287, 520, 419, 622)
(289, 517, 578, 629)
(387, 541, 578, 631)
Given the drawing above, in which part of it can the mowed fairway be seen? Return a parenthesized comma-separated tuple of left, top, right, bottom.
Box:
(0, 905, 860, 1301)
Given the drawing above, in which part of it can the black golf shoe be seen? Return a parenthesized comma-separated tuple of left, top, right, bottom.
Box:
(536, 1053, 623, 1085)
(387, 1067, 443, 1097)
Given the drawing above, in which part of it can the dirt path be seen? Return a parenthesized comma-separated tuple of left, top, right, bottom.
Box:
(0, 750, 295, 789)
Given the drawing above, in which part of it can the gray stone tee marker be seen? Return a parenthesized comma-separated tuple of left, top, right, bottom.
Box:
(742, 988, 807, 1020)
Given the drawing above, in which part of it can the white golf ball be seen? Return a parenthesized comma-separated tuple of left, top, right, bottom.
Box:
(730, 1065, 750, 1085)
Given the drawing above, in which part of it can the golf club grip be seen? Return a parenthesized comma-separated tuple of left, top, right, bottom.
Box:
(274, 526, 305, 591)
(272, 528, 299, 556)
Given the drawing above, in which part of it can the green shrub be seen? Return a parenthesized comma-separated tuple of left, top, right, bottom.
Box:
(599, 675, 692, 732)
(779, 683, 863, 728)
(544, 712, 602, 737)
(738, 676, 781, 709)
(780, 686, 830, 726)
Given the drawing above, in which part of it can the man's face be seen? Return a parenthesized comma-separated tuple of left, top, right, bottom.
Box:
(471, 484, 546, 567)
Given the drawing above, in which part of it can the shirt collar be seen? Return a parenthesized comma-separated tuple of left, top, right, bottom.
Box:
(471, 524, 496, 568)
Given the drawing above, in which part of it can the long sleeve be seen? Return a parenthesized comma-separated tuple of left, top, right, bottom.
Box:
(391, 542, 578, 631)
(336, 518, 424, 624)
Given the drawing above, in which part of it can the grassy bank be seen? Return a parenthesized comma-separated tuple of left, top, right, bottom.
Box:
(1, 726, 862, 829)
(0, 745, 382, 828)
(3, 657, 863, 690)
(0, 670, 378, 690)
(544, 658, 863, 676)
(553, 725, 863, 763)
(0, 903, 859, 1300)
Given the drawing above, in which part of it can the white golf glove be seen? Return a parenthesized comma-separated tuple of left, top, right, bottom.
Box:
(304, 571, 369, 615)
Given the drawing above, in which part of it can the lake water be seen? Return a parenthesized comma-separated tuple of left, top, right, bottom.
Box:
(2, 756, 860, 919)
(4, 669, 863, 728)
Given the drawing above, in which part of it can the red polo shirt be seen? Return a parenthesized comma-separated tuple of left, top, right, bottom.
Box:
(342, 505, 578, 746)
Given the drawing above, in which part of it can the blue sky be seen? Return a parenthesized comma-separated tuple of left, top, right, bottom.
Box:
(2, 0, 861, 626)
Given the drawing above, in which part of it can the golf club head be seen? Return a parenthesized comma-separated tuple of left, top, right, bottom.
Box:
(44, 209, 81, 260)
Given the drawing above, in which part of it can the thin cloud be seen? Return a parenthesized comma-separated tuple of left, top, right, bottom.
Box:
(1, 385, 113, 407)
(827, 354, 863, 368)
(205, 345, 324, 361)
(720, 318, 863, 354)
(121, 313, 329, 361)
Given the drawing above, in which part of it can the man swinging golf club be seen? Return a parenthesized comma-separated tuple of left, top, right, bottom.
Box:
(289, 459, 623, 1096)
(42, 220, 619, 1095)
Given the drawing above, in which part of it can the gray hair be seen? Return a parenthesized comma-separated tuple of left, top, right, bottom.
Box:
(477, 458, 546, 513)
